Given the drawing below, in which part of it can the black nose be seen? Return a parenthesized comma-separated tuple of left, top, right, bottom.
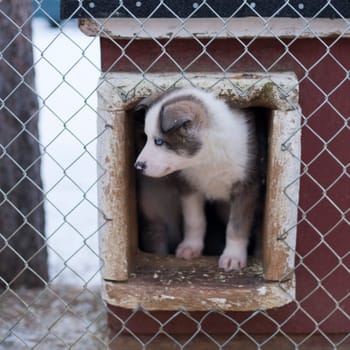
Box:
(134, 161, 146, 172)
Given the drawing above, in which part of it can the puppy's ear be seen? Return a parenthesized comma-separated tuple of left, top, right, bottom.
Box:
(134, 95, 156, 113)
(160, 105, 193, 134)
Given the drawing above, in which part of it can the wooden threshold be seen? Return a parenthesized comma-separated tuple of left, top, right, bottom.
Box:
(103, 253, 294, 311)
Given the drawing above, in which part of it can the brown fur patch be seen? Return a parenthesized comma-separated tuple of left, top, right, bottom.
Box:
(159, 99, 207, 156)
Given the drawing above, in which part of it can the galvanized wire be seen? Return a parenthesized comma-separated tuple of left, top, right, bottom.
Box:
(1, 1, 350, 349)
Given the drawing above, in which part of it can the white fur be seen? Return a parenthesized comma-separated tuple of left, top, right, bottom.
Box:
(180, 89, 250, 200)
(136, 88, 252, 271)
(219, 237, 248, 271)
(137, 88, 251, 194)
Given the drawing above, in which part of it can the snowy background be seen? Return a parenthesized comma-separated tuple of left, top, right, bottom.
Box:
(0, 18, 108, 350)
(33, 18, 101, 287)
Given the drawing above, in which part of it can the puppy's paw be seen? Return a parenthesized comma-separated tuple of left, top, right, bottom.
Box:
(176, 240, 203, 260)
(218, 251, 247, 271)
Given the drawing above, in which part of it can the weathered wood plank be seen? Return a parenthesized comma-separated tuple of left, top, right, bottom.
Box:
(263, 109, 301, 281)
(97, 72, 300, 306)
(103, 253, 294, 311)
(97, 108, 137, 281)
(79, 17, 350, 40)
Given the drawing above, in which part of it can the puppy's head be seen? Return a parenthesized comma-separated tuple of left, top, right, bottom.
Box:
(134, 93, 207, 178)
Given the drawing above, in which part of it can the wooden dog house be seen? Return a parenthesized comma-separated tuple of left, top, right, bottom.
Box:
(61, 0, 350, 347)
(97, 73, 300, 311)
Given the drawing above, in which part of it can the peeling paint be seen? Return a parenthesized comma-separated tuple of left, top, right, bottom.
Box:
(97, 72, 298, 113)
(257, 286, 267, 295)
(207, 298, 228, 305)
(79, 18, 350, 40)
(153, 295, 176, 301)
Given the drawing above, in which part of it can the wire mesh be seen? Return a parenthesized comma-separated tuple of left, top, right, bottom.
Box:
(1, 0, 350, 349)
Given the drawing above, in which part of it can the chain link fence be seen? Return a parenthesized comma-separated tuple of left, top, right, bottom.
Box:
(1, 1, 350, 349)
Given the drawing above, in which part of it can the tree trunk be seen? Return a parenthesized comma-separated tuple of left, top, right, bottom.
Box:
(0, 1, 48, 288)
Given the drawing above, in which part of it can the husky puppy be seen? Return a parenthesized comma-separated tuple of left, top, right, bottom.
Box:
(134, 88, 259, 271)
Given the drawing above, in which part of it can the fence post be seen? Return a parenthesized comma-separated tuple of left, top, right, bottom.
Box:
(0, 0, 47, 288)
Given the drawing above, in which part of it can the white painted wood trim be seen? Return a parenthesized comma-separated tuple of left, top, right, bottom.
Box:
(97, 72, 301, 285)
(97, 72, 298, 111)
(80, 17, 350, 39)
(263, 109, 301, 281)
(97, 101, 138, 281)
(103, 277, 295, 311)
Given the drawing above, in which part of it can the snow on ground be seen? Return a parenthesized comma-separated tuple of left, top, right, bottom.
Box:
(33, 18, 102, 287)
(0, 285, 108, 349)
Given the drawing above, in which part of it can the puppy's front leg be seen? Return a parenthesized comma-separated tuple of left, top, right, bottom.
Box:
(219, 182, 258, 271)
(176, 192, 206, 260)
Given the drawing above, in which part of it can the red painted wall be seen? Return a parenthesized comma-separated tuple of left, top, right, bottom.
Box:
(102, 37, 350, 334)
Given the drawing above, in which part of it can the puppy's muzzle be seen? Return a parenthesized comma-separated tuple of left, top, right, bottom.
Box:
(134, 161, 147, 172)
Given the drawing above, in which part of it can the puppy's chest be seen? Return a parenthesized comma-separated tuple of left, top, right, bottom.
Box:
(182, 165, 242, 201)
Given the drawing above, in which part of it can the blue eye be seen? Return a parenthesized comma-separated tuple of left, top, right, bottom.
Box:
(154, 138, 165, 146)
